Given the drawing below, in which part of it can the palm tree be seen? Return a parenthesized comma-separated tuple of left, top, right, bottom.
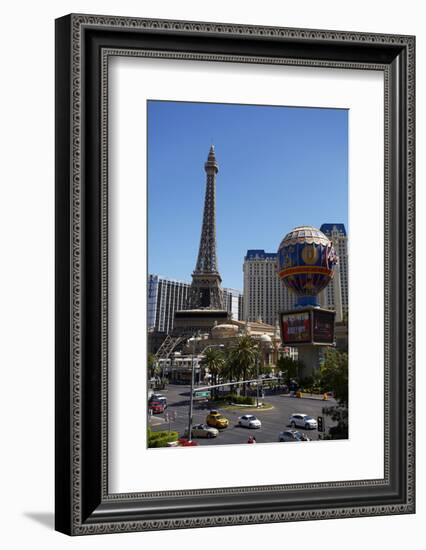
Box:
(201, 348, 225, 398)
(230, 336, 259, 395)
(221, 347, 237, 393)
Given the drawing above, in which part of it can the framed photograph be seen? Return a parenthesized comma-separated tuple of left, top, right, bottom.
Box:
(55, 14, 415, 535)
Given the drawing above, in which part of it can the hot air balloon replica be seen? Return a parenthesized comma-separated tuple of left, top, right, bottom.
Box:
(277, 226, 338, 376)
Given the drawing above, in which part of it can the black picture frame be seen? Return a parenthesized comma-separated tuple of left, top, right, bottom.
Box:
(55, 14, 415, 535)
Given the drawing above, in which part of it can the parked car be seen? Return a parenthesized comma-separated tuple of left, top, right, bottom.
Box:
(238, 414, 262, 429)
(149, 400, 165, 414)
(288, 413, 317, 430)
(206, 410, 229, 429)
(177, 438, 199, 447)
(184, 424, 219, 438)
(149, 394, 167, 409)
(278, 430, 310, 442)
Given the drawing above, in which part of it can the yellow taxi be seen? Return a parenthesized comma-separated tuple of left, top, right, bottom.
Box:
(206, 410, 229, 429)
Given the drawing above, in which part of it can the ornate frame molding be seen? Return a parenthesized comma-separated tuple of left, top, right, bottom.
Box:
(55, 14, 415, 535)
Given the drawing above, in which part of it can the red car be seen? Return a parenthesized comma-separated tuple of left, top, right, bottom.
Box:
(149, 400, 165, 414)
(177, 438, 199, 447)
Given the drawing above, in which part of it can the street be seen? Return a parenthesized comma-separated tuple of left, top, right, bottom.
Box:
(149, 384, 338, 445)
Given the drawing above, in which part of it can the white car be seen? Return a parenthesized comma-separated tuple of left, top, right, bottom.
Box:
(289, 413, 317, 430)
(238, 414, 262, 429)
(184, 424, 219, 438)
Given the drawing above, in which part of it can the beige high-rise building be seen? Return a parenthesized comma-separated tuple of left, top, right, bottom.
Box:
(243, 250, 297, 326)
(318, 224, 348, 322)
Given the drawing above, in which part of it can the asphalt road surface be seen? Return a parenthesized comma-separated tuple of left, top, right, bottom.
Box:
(149, 384, 339, 446)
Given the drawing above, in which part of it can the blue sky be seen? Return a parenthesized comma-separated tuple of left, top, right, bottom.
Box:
(148, 100, 348, 290)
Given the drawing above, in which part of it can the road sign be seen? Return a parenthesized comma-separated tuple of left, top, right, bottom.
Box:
(194, 390, 211, 399)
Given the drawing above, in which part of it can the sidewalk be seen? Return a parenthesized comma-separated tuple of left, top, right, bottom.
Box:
(148, 415, 167, 427)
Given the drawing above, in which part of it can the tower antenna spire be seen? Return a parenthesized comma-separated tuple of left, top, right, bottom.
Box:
(187, 146, 224, 309)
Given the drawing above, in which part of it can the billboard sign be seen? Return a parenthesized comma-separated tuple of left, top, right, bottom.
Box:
(312, 309, 335, 344)
(280, 307, 335, 346)
(194, 390, 211, 400)
(280, 311, 311, 345)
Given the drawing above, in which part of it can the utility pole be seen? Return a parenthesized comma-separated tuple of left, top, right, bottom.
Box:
(187, 333, 199, 441)
(256, 354, 260, 408)
(188, 356, 195, 441)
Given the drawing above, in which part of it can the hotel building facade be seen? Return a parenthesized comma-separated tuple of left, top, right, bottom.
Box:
(148, 274, 243, 334)
(243, 250, 297, 326)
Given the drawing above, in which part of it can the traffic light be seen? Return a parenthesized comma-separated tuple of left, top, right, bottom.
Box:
(317, 416, 323, 432)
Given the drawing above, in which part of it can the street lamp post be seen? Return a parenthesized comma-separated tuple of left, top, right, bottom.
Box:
(188, 354, 195, 441)
(161, 360, 165, 387)
(257, 336, 272, 406)
(187, 338, 225, 441)
(187, 333, 199, 442)
(256, 353, 260, 408)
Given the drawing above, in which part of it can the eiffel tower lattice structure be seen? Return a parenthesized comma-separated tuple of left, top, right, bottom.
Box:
(154, 333, 190, 361)
(173, 145, 230, 334)
(186, 145, 224, 310)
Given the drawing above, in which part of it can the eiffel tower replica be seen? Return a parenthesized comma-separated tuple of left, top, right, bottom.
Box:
(173, 145, 230, 334)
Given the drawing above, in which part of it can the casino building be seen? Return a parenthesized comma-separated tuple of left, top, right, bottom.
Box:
(243, 250, 297, 326)
(318, 223, 348, 322)
(148, 274, 243, 335)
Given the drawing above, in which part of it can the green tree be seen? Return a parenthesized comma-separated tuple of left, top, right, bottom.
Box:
(319, 349, 349, 440)
(322, 404, 348, 440)
(276, 356, 301, 384)
(229, 336, 259, 395)
(319, 348, 348, 405)
(147, 353, 158, 378)
(259, 364, 273, 376)
(222, 347, 238, 393)
(147, 428, 178, 448)
(201, 348, 225, 397)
